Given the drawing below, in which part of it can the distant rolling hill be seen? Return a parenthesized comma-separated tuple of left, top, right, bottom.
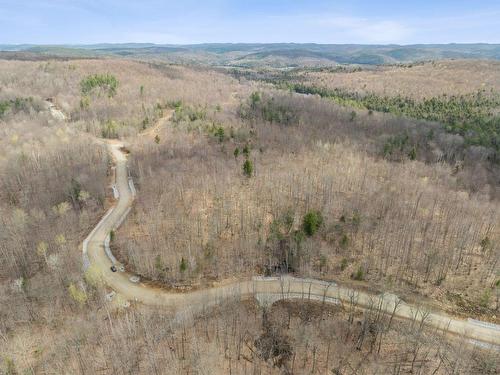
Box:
(1, 43, 500, 67)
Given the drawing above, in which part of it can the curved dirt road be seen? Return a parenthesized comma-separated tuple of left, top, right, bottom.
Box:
(83, 142, 500, 348)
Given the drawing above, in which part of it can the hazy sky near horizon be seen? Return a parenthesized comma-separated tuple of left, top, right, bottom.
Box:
(1, 0, 499, 45)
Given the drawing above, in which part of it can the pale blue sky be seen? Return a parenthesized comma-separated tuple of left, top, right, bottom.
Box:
(1, 0, 499, 44)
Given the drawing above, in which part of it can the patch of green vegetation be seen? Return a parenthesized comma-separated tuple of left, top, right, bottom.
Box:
(250, 91, 261, 107)
(243, 159, 253, 177)
(307, 65, 363, 74)
(259, 102, 297, 125)
(408, 146, 417, 160)
(242, 144, 251, 158)
(383, 134, 411, 157)
(382, 134, 419, 160)
(180, 257, 188, 273)
(480, 236, 492, 252)
(352, 266, 365, 281)
(0, 101, 10, 117)
(80, 96, 90, 109)
(166, 99, 183, 109)
(241, 92, 299, 125)
(101, 120, 119, 138)
(80, 73, 119, 98)
(302, 210, 323, 237)
(68, 283, 87, 305)
(172, 104, 239, 146)
(0, 97, 37, 117)
(67, 178, 82, 209)
(214, 126, 225, 142)
(289, 84, 500, 154)
(173, 105, 207, 124)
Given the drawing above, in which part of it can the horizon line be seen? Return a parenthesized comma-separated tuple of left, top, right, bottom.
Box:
(1, 42, 500, 47)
